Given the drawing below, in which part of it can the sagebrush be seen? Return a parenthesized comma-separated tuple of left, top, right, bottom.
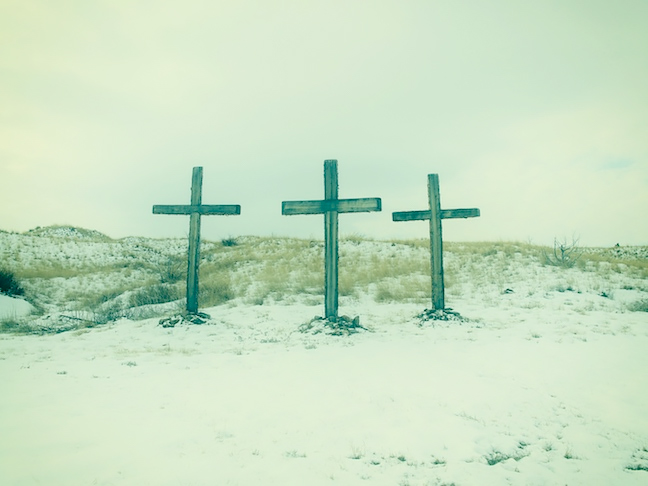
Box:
(0, 268, 24, 296)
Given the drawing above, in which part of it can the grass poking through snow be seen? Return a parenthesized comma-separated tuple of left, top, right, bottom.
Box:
(1, 226, 646, 333)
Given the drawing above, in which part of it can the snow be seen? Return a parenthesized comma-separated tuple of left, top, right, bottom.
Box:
(1, 230, 647, 485)
(1, 300, 647, 485)
(0, 294, 34, 320)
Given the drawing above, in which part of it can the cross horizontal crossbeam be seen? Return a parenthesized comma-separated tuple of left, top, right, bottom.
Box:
(392, 207, 479, 222)
(153, 205, 241, 216)
(282, 198, 381, 215)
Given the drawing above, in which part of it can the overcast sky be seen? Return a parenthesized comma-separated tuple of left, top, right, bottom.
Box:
(1, 0, 647, 246)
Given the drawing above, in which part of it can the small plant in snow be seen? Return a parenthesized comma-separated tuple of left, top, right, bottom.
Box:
(628, 298, 648, 312)
(284, 450, 306, 458)
(625, 447, 648, 471)
(0, 268, 24, 296)
(0, 318, 27, 334)
(543, 237, 582, 268)
(564, 447, 578, 460)
(430, 456, 447, 466)
(129, 284, 181, 307)
(221, 237, 238, 247)
(348, 445, 364, 460)
(158, 256, 185, 284)
(484, 446, 529, 466)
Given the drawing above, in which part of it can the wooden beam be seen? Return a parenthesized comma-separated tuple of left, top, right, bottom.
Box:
(391, 173, 480, 311)
(324, 160, 338, 320)
(187, 167, 203, 315)
(441, 208, 480, 219)
(282, 198, 381, 215)
(392, 210, 431, 222)
(153, 205, 241, 216)
(281, 159, 382, 320)
(392, 208, 479, 222)
(428, 174, 444, 311)
(152, 166, 241, 315)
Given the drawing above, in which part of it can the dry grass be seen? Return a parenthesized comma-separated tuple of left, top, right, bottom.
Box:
(1, 227, 647, 333)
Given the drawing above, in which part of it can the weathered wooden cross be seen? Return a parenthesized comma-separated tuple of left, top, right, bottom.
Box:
(282, 159, 381, 320)
(153, 166, 241, 314)
(392, 174, 479, 311)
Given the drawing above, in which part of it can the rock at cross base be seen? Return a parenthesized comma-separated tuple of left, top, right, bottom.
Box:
(159, 312, 211, 328)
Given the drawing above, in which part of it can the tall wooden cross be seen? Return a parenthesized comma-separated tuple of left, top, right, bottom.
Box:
(153, 166, 241, 314)
(392, 174, 479, 311)
(282, 159, 381, 320)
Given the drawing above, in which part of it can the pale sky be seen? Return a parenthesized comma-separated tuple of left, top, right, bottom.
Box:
(1, 1, 647, 246)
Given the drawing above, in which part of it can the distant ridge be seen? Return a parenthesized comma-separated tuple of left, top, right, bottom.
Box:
(24, 225, 112, 241)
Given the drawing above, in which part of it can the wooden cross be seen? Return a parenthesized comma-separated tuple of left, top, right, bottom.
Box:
(282, 159, 381, 320)
(153, 166, 241, 314)
(392, 174, 479, 311)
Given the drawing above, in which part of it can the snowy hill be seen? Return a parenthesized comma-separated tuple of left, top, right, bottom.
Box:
(0, 226, 647, 485)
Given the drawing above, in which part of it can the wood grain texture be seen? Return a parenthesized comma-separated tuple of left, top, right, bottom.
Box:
(324, 160, 339, 319)
(428, 174, 444, 311)
(391, 173, 480, 311)
(281, 159, 382, 319)
(282, 198, 381, 215)
(392, 208, 479, 221)
(153, 205, 241, 215)
(152, 166, 241, 314)
(440, 208, 480, 219)
(187, 167, 203, 315)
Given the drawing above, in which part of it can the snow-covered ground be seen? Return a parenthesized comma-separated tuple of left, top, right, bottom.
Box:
(1, 228, 647, 485)
(0, 294, 34, 320)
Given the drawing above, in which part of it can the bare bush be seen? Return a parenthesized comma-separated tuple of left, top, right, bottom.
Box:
(543, 237, 582, 268)
(0, 268, 24, 296)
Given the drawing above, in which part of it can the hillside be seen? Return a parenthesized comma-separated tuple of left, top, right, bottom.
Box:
(1, 225, 647, 333)
(1, 226, 647, 485)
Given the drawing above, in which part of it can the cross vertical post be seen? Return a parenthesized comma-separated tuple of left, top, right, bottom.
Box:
(393, 173, 480, 311)
(324, 160, 339, 319)
(282, 159, 382, 320)
(428, 174, 444, 310)
(153, 166, 241, 315)
(187, 167, 203, 314)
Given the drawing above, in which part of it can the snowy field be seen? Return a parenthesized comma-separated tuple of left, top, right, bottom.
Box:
(1, 227, 647, 485)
